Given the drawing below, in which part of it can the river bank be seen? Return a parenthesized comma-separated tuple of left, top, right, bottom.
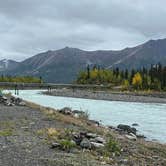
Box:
(44, 89, 166, 103)
(0, 95, 166, 165)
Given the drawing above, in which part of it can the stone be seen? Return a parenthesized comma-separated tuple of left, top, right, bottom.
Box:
(117, 124, 137, 135)
(86, 133, 97, 139)
(132, 123, 139, 126)
(125, 133, 137, 141)
(80, 138, 91, 149)
(90, 142, 104, 148)
(18, 101, 26, 106)
(51, 142, 61, 149)
(93, 136, 106, 144)
(59, 107, 73, 115)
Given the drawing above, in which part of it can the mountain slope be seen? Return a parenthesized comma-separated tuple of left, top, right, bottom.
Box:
(110, 39, 166, 69)
(1, 38, 166, 83)
(0, 59, 19, 72)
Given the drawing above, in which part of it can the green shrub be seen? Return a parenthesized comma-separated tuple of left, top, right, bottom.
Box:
(59, 139, 76, 151)
(105, 137, 120, 155)
(0, 129, 13, 136)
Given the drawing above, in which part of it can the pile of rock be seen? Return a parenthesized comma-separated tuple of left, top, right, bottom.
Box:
(10, 97, 26, 106)
(58, 107, 73, 115)
(58, 107, 85, 117)
(58, 107, 101, 128)
(0, 95, 12, 106)
(0, 95, 26, 106)
(51, 131, 106, 150)
(113, 124, 146, 141)
(117, 124, 137, 135)
(73, 132, 106, 149)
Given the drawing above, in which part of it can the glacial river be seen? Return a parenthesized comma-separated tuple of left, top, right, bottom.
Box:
(6, 90, 166, 143)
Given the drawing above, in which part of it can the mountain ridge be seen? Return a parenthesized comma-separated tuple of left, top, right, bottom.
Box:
(1, 38, 166, 83)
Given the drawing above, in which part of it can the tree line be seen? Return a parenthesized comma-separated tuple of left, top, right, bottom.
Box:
(0, 75, 43, 83)
(76, 63, 166, 91)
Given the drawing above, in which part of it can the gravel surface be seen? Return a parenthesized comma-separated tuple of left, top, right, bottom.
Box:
(1, 100, 166, 166)
(0, 104, 104, 166)
(45, 89, 166, 104)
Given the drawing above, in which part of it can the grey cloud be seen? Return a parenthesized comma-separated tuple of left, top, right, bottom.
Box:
(0, 0, 166, 60)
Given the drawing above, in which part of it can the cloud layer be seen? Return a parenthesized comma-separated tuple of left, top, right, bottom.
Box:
(0, 0, 166, 61)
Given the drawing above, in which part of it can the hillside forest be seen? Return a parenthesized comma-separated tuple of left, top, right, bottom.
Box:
(76, 63, 166, 91)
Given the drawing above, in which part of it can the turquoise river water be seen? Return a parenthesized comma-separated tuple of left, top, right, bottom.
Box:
(5, 90, 166, 143)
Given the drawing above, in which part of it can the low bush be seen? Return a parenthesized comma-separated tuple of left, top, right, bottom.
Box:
(59, 139, 76, 151)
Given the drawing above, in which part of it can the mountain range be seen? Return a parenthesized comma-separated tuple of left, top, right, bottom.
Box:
(1, 38, 166, 83)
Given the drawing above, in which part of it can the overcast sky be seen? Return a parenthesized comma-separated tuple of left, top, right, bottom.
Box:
(0, 0, 166, 61)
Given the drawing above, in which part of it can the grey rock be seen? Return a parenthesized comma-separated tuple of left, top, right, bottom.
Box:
(117, 124, 137, 135)
(90, 142, 104, 148)
(132, 123, 139, 126)
(93, 136, 106, 144)
(18, 101, 26, 106)
(51, 142, 61, 149)
(59, 107, 73, 115)
(80, 138, 91, 149)
(125, 133, 137, 141)
(86, 133, 97, 139)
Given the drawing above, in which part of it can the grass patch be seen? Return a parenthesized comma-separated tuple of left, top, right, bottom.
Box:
(59, 139, 76, 151)
(0, 129, 13, 136)
(106, 137, 120, 155)
(37, 128, 61, 142)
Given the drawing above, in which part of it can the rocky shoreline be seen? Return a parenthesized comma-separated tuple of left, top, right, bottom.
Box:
(44, 89, 166, 104)
(0, 94, 166, 165)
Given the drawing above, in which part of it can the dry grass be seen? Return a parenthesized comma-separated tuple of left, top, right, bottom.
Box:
(26, 100, 106, 135)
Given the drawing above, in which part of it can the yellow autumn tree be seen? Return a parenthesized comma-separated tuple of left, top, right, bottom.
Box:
(90, 69, 98, 83)
(132, 72, 142, 89)
(122, 79, 130, 90)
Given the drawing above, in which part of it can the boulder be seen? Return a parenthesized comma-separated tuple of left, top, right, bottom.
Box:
(10, 97, 23, 105)
(4, 101, 14, 106)
(51, 142, 61, 149)
(86, 133, 97, 139)
(132, 123, 139, 127)
(125, 133, 137, 141)
(0, 96, 7, 103)
(93, 136, 106, 144)
(80, 138, 91, 149)
(90, 142, 104, 148)
(59, 107, 73, 115)
(117, 124, 137, 135)
(18, 101, 26, 106)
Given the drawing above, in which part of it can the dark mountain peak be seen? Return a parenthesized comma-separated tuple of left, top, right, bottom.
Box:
(59, 46, 83, 52)
(55, 47, 84, 56)
(1, 38, 166, 83)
